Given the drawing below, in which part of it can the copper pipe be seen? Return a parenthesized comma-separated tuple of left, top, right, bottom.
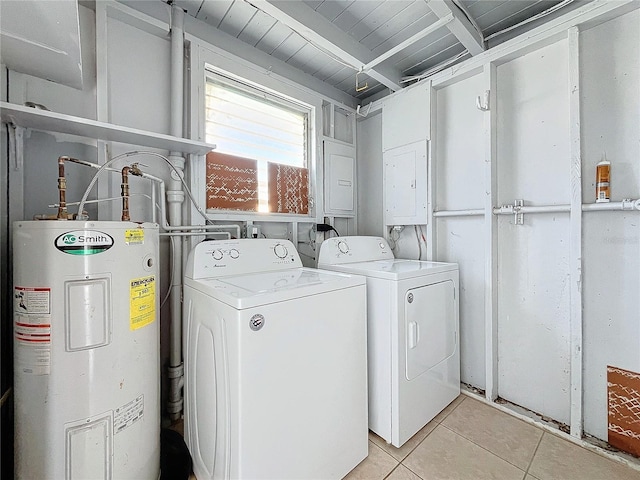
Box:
(57, 156, 68, 220)
(121, 166, 131, 221)
(34, 214, 59, 221)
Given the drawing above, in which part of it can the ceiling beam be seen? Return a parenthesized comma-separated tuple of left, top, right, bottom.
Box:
(248, 0, 403, 92)
(427, 0, 485, 55)
(116, 0, 359, 106)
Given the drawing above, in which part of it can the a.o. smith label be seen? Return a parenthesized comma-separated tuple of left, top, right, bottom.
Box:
(55, 230, 114, 255)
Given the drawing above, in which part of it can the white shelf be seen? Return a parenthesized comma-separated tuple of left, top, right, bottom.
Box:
(0, 101, 215, 155)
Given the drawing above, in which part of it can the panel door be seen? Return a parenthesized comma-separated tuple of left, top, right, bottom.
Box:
(405, 280, 456, 380)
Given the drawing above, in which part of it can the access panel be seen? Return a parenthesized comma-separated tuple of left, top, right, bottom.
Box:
(405, 280, 456, 381)
(384, 140, 428, 226)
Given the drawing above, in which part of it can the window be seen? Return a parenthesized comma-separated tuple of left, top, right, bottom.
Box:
(204, 70, 311, 214)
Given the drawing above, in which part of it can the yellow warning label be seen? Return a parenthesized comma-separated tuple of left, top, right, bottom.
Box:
(125, 229, 145, 245)
(130, 276, 156, 330)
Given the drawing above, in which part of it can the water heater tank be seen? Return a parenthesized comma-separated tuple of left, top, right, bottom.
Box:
(13, 221, 160, 479)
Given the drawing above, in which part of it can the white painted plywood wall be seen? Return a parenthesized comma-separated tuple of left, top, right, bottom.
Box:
(435, 74, 486, 389)
(356, 112, 383, 236)
(106, 17, 170, 134)
(580, 10, 640, 441)
(103, 14, 171, 223)
(496, 40, 572, 425)
(354, 5, 640, 442)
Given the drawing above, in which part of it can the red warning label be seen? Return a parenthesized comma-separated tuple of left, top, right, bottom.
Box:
(14, 287, 51, 375)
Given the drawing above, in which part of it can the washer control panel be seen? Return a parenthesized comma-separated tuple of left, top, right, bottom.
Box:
(186, 239, 302, 279)
(318, 236, 394, 265)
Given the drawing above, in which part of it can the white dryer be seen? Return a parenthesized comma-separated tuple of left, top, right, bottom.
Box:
(183, 239, 368, 480)
(318, 236, 460, 448)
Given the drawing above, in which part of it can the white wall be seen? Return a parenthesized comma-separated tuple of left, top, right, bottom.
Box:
(580, 9, 640, 441)
(357, 5, 640, 443)
(434, 74, 486, 389)
(100, 12, 173, 222)
(496, 40, 572, 425)
(356, 111, 383, 236)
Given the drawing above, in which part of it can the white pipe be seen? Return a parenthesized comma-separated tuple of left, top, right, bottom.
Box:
(160, 231, 232, 239)
(170, 9, 184, 141)
(151, 182, 157, 224)
(493, 204, 567, 215)
(433, 208, 484, 217)
(48, 194, 151, 209)
(168, 4, 186, 421)
(582, 199, 639, 211)
(140, 173, 241, 239)
(493, 200, 640, 215)
(363, 14, 454, 71)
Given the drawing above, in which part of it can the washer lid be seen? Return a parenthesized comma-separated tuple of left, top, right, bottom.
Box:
(319, 259, 458, 281)
(184, 267, 365, 309)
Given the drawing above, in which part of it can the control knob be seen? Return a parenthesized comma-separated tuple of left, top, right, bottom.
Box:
(338, 240, 349, 254)
(212, 249, 223, 260)
(229, 249, 240, 259)
(274, 243, 288, 259)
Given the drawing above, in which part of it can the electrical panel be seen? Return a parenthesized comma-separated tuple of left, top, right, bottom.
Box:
(324, 141, 355, 216)
(384, 140, 428, 226)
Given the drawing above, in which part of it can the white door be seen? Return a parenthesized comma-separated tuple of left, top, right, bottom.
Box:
(405, 280, 456, 381)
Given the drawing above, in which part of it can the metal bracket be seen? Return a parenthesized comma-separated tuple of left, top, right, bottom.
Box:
(8, 124, 25, 171)
(514, 199, 524, 225)
(355, 70, 368, 92)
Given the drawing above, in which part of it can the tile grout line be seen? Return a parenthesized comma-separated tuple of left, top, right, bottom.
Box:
(395, 423, 439, 465)
(460, 390, 640, 473)
(386, 396, 467, 466)
(368, 439, 401, 475)
(401, 462, 426, 480)
(437, 423, 527, 475)
(524, 431, 545, 479)
(381, 463, 400, 480)
(369, 438, 399, 463)
(429, 395, 466, 427)
(370, 395, 468, 478)
(382, 463, 408, 480)
(347, 440, 399, 480)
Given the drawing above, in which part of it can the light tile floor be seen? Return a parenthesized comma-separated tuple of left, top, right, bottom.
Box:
(344, 395, 640, 480)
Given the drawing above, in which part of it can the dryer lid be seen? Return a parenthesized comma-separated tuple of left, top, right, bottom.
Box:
(184, 267, 365, 309)
(319, 259, 457, 281)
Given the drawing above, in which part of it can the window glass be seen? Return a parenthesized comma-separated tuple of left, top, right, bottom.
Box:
(205, 72, 310, 214)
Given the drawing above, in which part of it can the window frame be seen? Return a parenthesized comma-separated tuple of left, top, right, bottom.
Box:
(201, 65, 315, 219)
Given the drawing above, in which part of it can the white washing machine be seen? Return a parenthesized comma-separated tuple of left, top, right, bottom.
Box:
(183, 239, 368, 480)
(318, 236, 460, 448)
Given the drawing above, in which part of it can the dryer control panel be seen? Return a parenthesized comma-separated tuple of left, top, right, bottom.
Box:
(318, 236, 394, 265)
(186, 239, 302, 279)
